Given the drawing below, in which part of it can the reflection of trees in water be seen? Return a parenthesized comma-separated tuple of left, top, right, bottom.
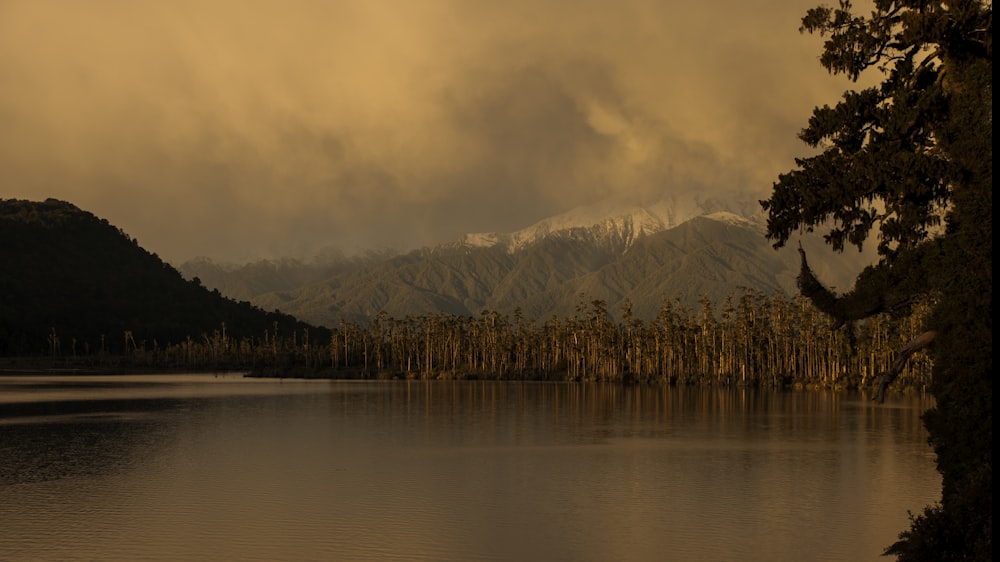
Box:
(0, 380, 933, 488)
(341, 381, 933, 447)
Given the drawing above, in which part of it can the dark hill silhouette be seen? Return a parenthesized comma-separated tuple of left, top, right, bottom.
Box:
(0, 198, 328, 357)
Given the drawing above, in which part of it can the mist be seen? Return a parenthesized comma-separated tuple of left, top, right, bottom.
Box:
(1, 0, 857, 264)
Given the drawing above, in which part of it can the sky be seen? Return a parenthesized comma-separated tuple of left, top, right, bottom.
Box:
(1, 0, 862, 265)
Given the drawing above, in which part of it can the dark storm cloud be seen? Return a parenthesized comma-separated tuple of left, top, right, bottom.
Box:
(0, 0, 858, 263)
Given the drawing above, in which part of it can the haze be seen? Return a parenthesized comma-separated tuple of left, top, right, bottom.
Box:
(1, 0, 857, 265)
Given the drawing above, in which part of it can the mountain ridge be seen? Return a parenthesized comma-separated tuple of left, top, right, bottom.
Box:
(180, 204, 875, 327)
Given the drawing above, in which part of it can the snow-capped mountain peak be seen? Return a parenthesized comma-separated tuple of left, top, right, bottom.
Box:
(701, 211, 765, 230)
(460, 196, 762, 253)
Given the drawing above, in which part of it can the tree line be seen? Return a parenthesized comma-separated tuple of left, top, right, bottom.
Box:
(34, 290, 935, 395)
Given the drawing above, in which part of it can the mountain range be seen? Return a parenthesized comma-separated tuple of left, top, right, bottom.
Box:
(179, 199, 877, 327)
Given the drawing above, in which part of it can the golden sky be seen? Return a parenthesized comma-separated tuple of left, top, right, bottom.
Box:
(1, 0, 858, 264)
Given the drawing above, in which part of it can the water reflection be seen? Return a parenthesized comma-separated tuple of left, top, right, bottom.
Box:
(0, 376, 938, 562)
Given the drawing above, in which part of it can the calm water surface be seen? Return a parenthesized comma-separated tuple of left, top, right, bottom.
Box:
(0, 374, 940, 562)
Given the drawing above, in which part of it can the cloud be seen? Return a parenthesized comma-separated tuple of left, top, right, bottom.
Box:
(0, 0, 855, 263)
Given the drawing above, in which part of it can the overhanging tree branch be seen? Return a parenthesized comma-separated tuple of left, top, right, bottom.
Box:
(873, 330, 936, 403)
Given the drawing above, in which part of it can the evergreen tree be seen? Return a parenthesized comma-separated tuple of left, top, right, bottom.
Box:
(760, 1, 991, 559)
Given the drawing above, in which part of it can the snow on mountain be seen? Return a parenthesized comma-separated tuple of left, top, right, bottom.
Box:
(701, 211, 765, 230)
(459, 196, 763, 253)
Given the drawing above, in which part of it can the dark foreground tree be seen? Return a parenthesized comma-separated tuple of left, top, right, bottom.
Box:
(760, 1, 991, 559)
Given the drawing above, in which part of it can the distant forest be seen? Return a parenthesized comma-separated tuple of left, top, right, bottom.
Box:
(24, 291, 935, 395)
(1, 198, 932, 394)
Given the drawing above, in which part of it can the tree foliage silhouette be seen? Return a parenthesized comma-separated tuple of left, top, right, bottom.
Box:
(760, 1, 991, 559)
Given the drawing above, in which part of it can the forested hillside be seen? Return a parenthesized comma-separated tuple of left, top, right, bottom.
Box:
(0, 198, 327, 358)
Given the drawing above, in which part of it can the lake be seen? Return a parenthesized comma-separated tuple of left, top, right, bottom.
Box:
(0, 374, 940, 562)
